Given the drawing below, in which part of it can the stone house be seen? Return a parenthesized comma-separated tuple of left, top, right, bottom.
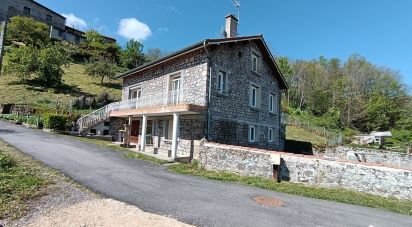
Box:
(77, 15, 288, 161)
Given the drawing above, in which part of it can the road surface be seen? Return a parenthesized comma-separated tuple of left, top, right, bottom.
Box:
(0, 121, 411, 226)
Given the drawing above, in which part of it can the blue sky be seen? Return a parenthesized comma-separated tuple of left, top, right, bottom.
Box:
(37, 0, 412, 89)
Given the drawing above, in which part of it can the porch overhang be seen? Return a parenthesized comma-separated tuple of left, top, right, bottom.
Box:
(109, 104, 206, 117)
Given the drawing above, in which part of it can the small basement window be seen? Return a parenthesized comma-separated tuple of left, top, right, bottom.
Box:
(249, 125, 256, 142)
(268, 128, 274, 142)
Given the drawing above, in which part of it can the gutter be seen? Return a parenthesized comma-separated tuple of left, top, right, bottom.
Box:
(203, 40, 212, 140)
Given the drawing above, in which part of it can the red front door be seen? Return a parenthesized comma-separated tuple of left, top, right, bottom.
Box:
(130, 120, 140, 144)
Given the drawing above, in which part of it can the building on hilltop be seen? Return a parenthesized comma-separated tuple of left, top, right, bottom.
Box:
(77, 15, 289, 162)
(0, 0, 115, 44)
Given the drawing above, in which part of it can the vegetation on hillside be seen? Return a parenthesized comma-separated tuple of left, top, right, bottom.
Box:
(277, 55, 412, 147)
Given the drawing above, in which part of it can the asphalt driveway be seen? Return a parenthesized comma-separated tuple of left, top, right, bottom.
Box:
(0, 121, 411, 227)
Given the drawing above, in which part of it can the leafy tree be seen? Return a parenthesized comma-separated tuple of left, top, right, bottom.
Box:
(146, 48, 167, 62)
(4, 45, 68, 87)
(6, 16, 50, 47)
(85, 60, 119, 84)
(85, 30, 104, 45)
(3, 46, 38, 81)
(121, 39, 146, 69)
(36, 45, 69, 87)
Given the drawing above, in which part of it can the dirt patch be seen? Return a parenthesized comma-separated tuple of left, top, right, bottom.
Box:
(27, 199, 192, 227)
(253, 196, 285, 208)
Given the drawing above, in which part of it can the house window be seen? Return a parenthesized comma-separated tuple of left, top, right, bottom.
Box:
(269, 93, 275, 113)
(104, 121, 110, 127)
(103, 130, 109, 135)
(129, 86, 142, 99)
(23, 7, 31, 15)
(250, 84, 260, 108)
(249, 125, 256, 142)
(252, 53, 258, 73)
(169, 73, 182, 104)
(268, 128, 274, 142)
(58, 30, 65, 37)
(46, 14, 52, 22)
(217, 70, 227, 93)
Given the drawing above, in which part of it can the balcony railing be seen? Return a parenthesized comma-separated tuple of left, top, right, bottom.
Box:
(77, 88, 206, 132)
(109, 89, 206, 112)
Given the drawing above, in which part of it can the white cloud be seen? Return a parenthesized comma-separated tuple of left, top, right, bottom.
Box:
(62, 13, 87, 29)
(158, 27, 169, 32)
(166, 6, 180, 14)
(117, 18, 151, 41)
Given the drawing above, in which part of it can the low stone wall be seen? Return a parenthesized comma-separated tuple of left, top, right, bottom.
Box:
(197, 142, 412, 200)
(320, 146, 412, 169)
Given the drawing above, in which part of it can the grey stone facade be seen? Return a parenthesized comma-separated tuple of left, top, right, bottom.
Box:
(207, 41, 282, 150)
(119, 38, 285, 157)
(197, 142, 412, 200)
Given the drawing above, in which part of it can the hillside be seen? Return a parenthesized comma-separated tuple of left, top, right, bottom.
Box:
(286, 125, 328, 145)
(0, 64, 122, 107)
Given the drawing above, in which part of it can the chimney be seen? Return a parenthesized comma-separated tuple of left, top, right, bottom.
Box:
(225, 14, 238, 38)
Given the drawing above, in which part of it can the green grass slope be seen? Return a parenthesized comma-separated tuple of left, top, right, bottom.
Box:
(286, 125, 327, 145)
(0, 64, 122, 106)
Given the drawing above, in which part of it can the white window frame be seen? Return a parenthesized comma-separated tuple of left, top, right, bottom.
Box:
(249, 125, 256, 143)
(268, 127, 274, 142)
(217, 70, 227, 93)
(129, 85, 142, 100)
(250, 84, 260, 108)
(252, 53, 259, 73)
(269, 93, 275, 113)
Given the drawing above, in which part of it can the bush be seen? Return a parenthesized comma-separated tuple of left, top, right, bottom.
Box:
(43, 114, 69, 130)
(0, 153, 16, 170)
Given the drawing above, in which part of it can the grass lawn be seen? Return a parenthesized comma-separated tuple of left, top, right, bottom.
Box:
(169, 162, 412, 216)
(74, 137, 170, 165)
(0, 140, 49, 220)
(0, 63, 122, 107)
(286, 125, 327, 145)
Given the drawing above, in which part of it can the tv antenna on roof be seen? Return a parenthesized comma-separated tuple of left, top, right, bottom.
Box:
(232, 0, 240, 24)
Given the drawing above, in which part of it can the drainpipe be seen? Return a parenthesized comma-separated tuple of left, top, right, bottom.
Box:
(203, 41, 212, 140)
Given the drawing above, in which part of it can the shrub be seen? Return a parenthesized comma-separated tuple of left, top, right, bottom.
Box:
(43, 114, 69, 130)
(0, 153, 16, 170)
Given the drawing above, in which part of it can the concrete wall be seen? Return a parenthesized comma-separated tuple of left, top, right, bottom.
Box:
(207, 41, 282, 150)
(197, 142, 412, 200)
(319, 146, 412, 169)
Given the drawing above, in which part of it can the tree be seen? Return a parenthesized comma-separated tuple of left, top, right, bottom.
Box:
(4, 45, 69, 87)
(85, 60, 119, 84)
(121, 39, 146, 69)
(6, 16, 50, 47)
(3, 46, 38, 81)
(146, 48, 165, 62)
(36, 45, 69, 87)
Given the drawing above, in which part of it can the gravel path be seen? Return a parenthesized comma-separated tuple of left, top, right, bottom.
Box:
(27, 199, 192, 227)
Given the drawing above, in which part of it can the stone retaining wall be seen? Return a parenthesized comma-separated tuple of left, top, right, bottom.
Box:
(197, 142, 412, 200)
(320, 146, 412, 169)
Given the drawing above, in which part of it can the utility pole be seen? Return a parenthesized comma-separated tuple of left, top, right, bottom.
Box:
(0, 21, 7, 76)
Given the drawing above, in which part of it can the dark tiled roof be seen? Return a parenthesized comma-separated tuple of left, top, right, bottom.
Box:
(117, 35, 288, 90)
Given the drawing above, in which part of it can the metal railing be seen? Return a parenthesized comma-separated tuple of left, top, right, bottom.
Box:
(77, 89, 206, 132)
